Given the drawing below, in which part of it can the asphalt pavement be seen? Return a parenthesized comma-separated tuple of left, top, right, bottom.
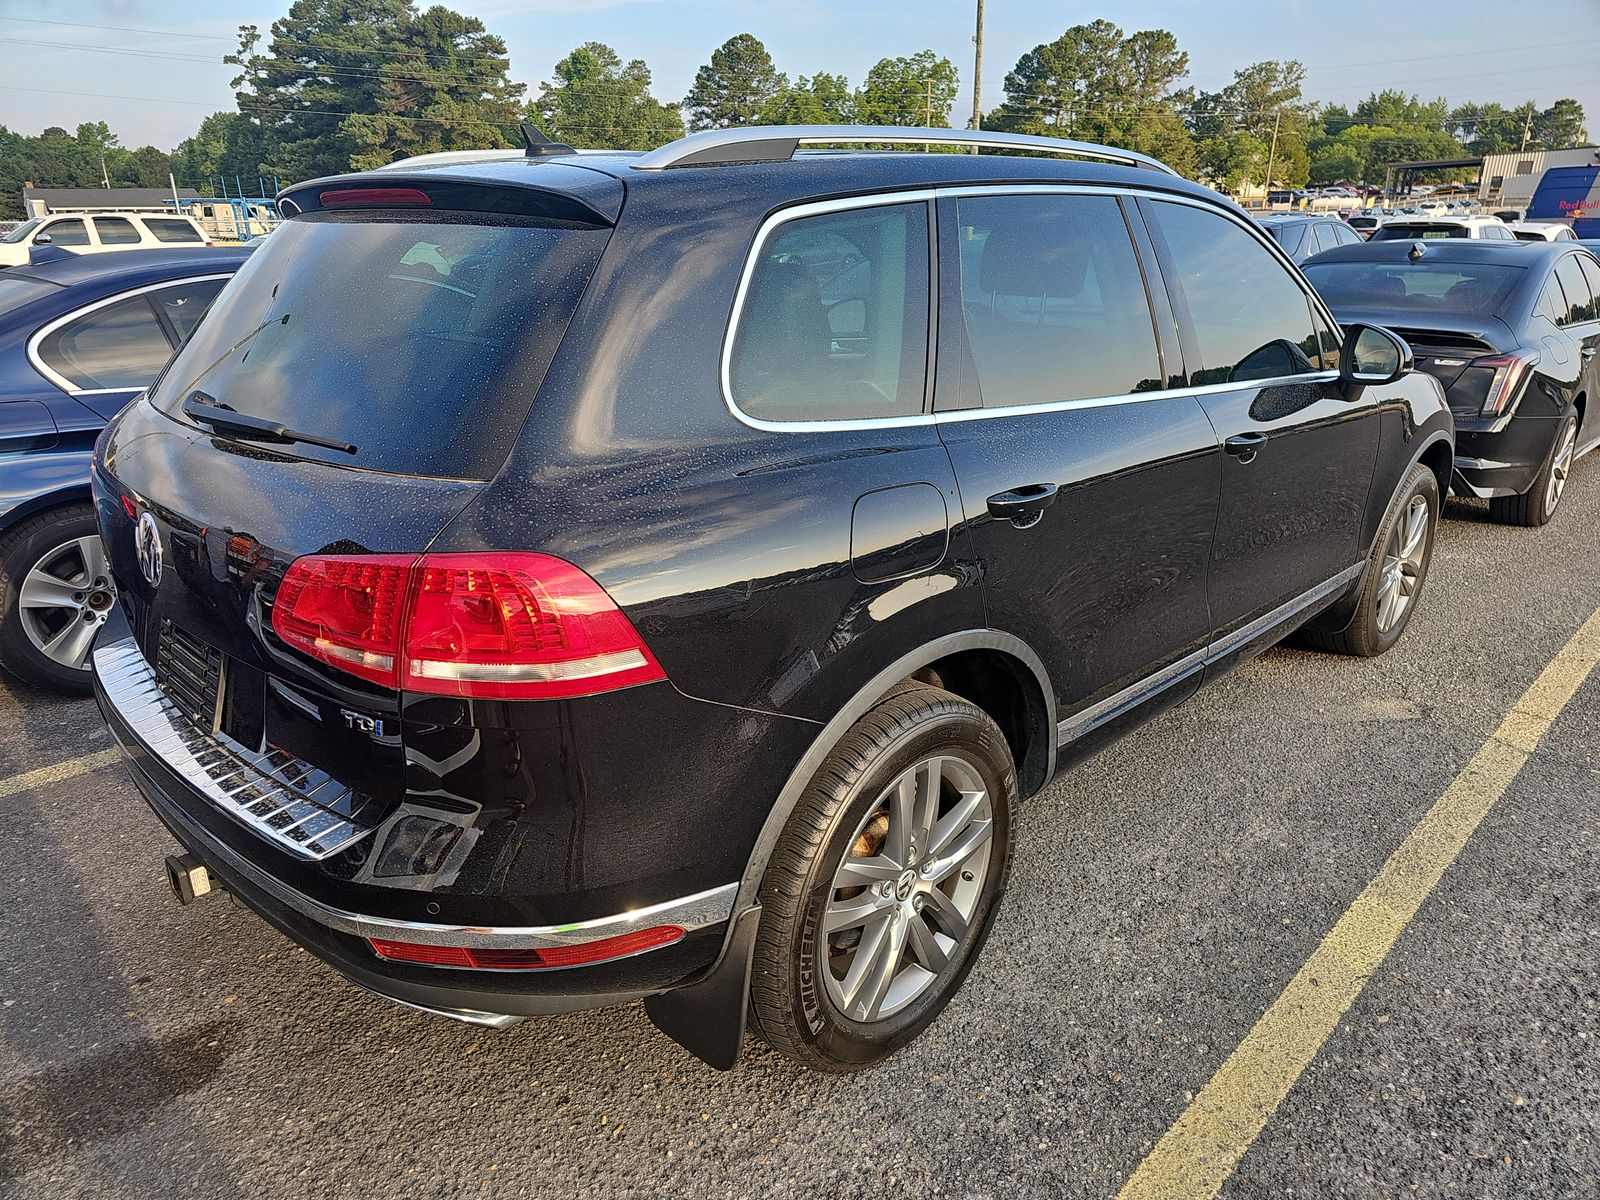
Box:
(1, 465, 1597, 1200)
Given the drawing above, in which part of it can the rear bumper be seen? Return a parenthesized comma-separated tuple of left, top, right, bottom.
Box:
(1451, 410, 1561, 499)
(93, 627, 734, 1022)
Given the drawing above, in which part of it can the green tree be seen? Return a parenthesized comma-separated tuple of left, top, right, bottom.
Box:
(986, 21, 1193, 171)
(760, 73, 855, 124)
(683, 34, 786, 130)
(532, 42, 683, 150)
(1533, 99, 1588, 149)
(228, 0, 524, 178)
(1192, 61, 1313, 189)
(855, 51, 958, 127)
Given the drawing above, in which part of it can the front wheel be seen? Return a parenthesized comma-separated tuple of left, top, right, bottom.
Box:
(749, 684, 1015, 1072)
(1302, 462, 1439, 658)
(1489, 413, 1578, 528)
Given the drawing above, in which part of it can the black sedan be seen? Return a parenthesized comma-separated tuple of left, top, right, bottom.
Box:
(1304, 239, 1600, 525)
(1256, 213, 1365, 262)
(0, 245, 251, 690)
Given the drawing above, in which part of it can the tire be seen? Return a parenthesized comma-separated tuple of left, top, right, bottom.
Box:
(1489, 413, 1578, 528)
(0, 504, 115, 694)
(749, 684, 1016, 1072)
(1302, 462, 1439, 658)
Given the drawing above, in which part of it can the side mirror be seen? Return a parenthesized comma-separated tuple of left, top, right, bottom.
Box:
(31, 233, 51, 246)
(1339, 323, 1412, 387)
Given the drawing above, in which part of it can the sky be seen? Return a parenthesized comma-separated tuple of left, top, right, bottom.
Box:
(1, 0, 1597, 153)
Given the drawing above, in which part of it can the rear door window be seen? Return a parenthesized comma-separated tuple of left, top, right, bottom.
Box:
(1145, 200, 1323, 385)
(94, 217, 141, 245)
(1579, 255, 1600, 313)
(149, 214, 610, 478)
(1313, 224, 1341, 255)
(142, 218, 203, 244)
(1555, 255, 1597, 324)
(149, 277, 227, 342)
(946, 192, 1162, 407)
(729, 202, 929, 423)
(36, 293, 175, 390)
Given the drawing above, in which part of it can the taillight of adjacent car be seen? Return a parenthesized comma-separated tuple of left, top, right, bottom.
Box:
(270, 552, 666, 700)
(1474, 351, 1541, 417)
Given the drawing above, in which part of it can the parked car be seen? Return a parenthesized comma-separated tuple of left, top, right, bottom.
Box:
(90, 125, 1452, 1073)
(1369, 215, 1517, 241)
(1304, 239, 1599, 525)
(1346, 213, 1384, 239)
(1257, 212, 1365, 261)
(1508, 221, 1578, 243)
(0, 212, 211, 269)
(0, 245, 248, 690)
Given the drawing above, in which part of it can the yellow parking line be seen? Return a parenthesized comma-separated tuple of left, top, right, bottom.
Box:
(1118, 606, 1600, 1200)
(0, 747, 122, 800)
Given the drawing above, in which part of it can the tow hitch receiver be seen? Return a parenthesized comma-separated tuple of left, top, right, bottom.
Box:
(165, 854, 216, 905)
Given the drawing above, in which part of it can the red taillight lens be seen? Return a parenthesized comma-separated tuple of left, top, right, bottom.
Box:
(270, 552, 666, 700)
(368, 925, 685, 970)
(272, 554, 412, 687)
(1474, 352, 1540, 416)
(319, 187, 431, 208)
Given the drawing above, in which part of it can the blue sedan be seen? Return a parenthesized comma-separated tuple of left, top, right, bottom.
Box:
(0, 245, 251, 691)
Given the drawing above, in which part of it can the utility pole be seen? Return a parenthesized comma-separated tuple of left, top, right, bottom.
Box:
(923, 77, 934, 147)
(1519, 106, 1534, 151)
(970, 0, 985, 141)
(1264, 109, 1282, 203)
(99, 152, 110, 190)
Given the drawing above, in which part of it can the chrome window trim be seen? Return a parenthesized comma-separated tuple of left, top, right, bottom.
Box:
(26, 273, 234, 396)
(720, 184, 1346, 435)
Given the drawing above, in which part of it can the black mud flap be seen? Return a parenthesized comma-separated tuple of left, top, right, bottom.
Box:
(645, 903, 760, 1070)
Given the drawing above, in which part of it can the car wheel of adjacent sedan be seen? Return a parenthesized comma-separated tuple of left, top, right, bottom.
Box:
(749, 684, 1015, 1072)
(1489, 413, 1578, 528)
(1302, 462, 1439, 658)
(0, 504, 114, 694)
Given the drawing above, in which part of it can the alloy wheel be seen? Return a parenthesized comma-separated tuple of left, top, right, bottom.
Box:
(1376, 494, 1429, 634)
(1545, 422, 1577, 519)
(18, 535, 115, 672)
(822, 755, 993, 1023)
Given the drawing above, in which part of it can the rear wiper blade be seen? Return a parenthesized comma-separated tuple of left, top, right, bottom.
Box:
(183, 393, 357, 455)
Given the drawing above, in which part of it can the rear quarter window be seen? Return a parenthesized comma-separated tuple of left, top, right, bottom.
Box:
(142, 218, 204, 243)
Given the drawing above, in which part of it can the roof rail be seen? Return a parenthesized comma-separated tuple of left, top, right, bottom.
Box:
(631, 125, 1180, 176)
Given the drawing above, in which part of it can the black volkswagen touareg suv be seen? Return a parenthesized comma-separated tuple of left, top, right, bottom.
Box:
(91, 125, 1453, 1072)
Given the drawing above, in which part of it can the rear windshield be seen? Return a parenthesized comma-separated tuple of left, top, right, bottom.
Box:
(1303, 261, 1523, 315)
(0, 274, 57, 313)
(148, 213, 608, 478)
(1370, 224, 1469, 240)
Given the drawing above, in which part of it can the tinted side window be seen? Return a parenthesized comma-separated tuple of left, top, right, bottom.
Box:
(150, 278, 227, 342)
(1275, 224, 1306, 257)
(950, 193, 1161, 408)
(1580, 255, 1600, 314)
(1554, 255, 1597, 324)
(1313, 224, 1341, 255)
(1537, 279, 1566, 326)
(1335, 224, 1363, 246)
(1148, 201, 1322, 385)
(94, 217, 141, 245)
(144, 218, 203, 244)
(37, 294, 174, 390)
(45, 219, 90, 247)
(730, 203, 929, 423)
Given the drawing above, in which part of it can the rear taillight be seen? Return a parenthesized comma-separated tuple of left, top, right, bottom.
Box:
(1474, 351, 1540, 416)
(270, 552, 665, 700)
(368, 925, 685, 970)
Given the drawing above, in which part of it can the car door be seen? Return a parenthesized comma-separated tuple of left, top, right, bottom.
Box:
(933, 189, 1220, 747)
(1562, 252, 1600, 455)
(1136, 196, 1380, 639)
(30, 277, 229, 421)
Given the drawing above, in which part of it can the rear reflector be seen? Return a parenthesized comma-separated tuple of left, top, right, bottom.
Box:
(369, 925, 685, 970)
(319, 187, 431, 208)
(270, 551, 666, 700)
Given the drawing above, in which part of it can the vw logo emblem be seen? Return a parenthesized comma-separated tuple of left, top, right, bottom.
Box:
(135, 511, 163, 588)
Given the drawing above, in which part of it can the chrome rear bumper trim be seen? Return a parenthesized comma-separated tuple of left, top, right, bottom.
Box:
(94, 634, 376, 860)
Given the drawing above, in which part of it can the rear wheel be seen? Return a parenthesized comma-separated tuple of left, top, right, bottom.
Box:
(749, 684, 1015, 1072)
(1302, 462, 1438, 658)
(1489, 414, 1578, 528)
(0, 505, 114, 694)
